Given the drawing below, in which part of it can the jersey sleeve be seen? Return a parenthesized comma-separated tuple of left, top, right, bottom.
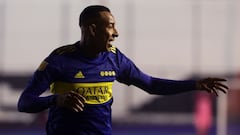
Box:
(18, 55, 60, 113)
(115, 49, 196, 95)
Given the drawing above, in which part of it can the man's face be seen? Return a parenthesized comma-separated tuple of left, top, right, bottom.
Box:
(94, 11, 119, 52)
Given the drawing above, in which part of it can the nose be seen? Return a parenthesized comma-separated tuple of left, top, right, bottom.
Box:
(113, 28, 119, 38)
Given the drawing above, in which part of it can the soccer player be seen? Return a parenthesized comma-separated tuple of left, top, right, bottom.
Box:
(17, 5, 228, 135)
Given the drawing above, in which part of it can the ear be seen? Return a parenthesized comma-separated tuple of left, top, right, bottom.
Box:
(88, 24, 97, 37)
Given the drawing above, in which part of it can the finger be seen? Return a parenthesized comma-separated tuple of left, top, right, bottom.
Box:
(212, 88, 219, 96)
(68, 95, 85, 109)
(202, 84, 220, 96)
(211, 78, 227, 82)
(65, 98, 84, 112)
(214, 85, 227, 94)
(69, 92, 85, 112)
(69, 92, 85, 107)
(202, 84, 213, 93)
(70, 91, 86, 102)
(215, 83, 229, 90)
(70, 103, 84, 112)
(70, 107, 82, 113)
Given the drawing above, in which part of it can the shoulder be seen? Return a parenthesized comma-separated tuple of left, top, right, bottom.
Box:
(42, 42, 79, 68)
(51, 44, 77, 56)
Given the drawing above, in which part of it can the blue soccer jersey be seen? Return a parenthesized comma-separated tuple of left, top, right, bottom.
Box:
(18, 41, 196, 135)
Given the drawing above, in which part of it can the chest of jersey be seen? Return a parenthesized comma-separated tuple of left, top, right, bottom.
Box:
(61, 61, 116, 83)
(51, 57, 117, 105)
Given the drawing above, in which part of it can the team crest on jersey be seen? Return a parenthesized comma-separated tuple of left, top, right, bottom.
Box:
(37, 61, 48, 71)
(74, 71, 85, 78)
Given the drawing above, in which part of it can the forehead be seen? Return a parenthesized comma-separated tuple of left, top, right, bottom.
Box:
(98, 11, 115, 24)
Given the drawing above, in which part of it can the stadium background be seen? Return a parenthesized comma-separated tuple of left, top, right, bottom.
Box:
(0, 0, 240, 135)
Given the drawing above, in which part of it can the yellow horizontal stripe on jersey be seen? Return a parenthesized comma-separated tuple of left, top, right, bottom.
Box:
(50, 82, 113, 104)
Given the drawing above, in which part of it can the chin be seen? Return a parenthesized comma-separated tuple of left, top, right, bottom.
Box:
(99, 47, 109, 52)
(106, 44, 112, 52)
(106, 48, 111, 52)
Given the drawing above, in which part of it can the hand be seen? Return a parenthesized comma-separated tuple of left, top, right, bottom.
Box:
(196, 78, 228, 96)
(55, 91, 86, 112)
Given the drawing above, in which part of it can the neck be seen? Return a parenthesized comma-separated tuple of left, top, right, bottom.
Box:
(78, 40, 100, 58)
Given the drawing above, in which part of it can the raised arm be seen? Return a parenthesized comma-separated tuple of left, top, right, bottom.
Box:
(115, 49, 228, 95)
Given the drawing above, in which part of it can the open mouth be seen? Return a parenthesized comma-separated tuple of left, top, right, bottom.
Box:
(106, 43, 112, 51)
(106, 40, 113, 51)
(109, 39, 114, 46)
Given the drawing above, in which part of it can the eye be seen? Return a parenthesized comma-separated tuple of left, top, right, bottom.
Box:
(108, 23, 114, 28)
